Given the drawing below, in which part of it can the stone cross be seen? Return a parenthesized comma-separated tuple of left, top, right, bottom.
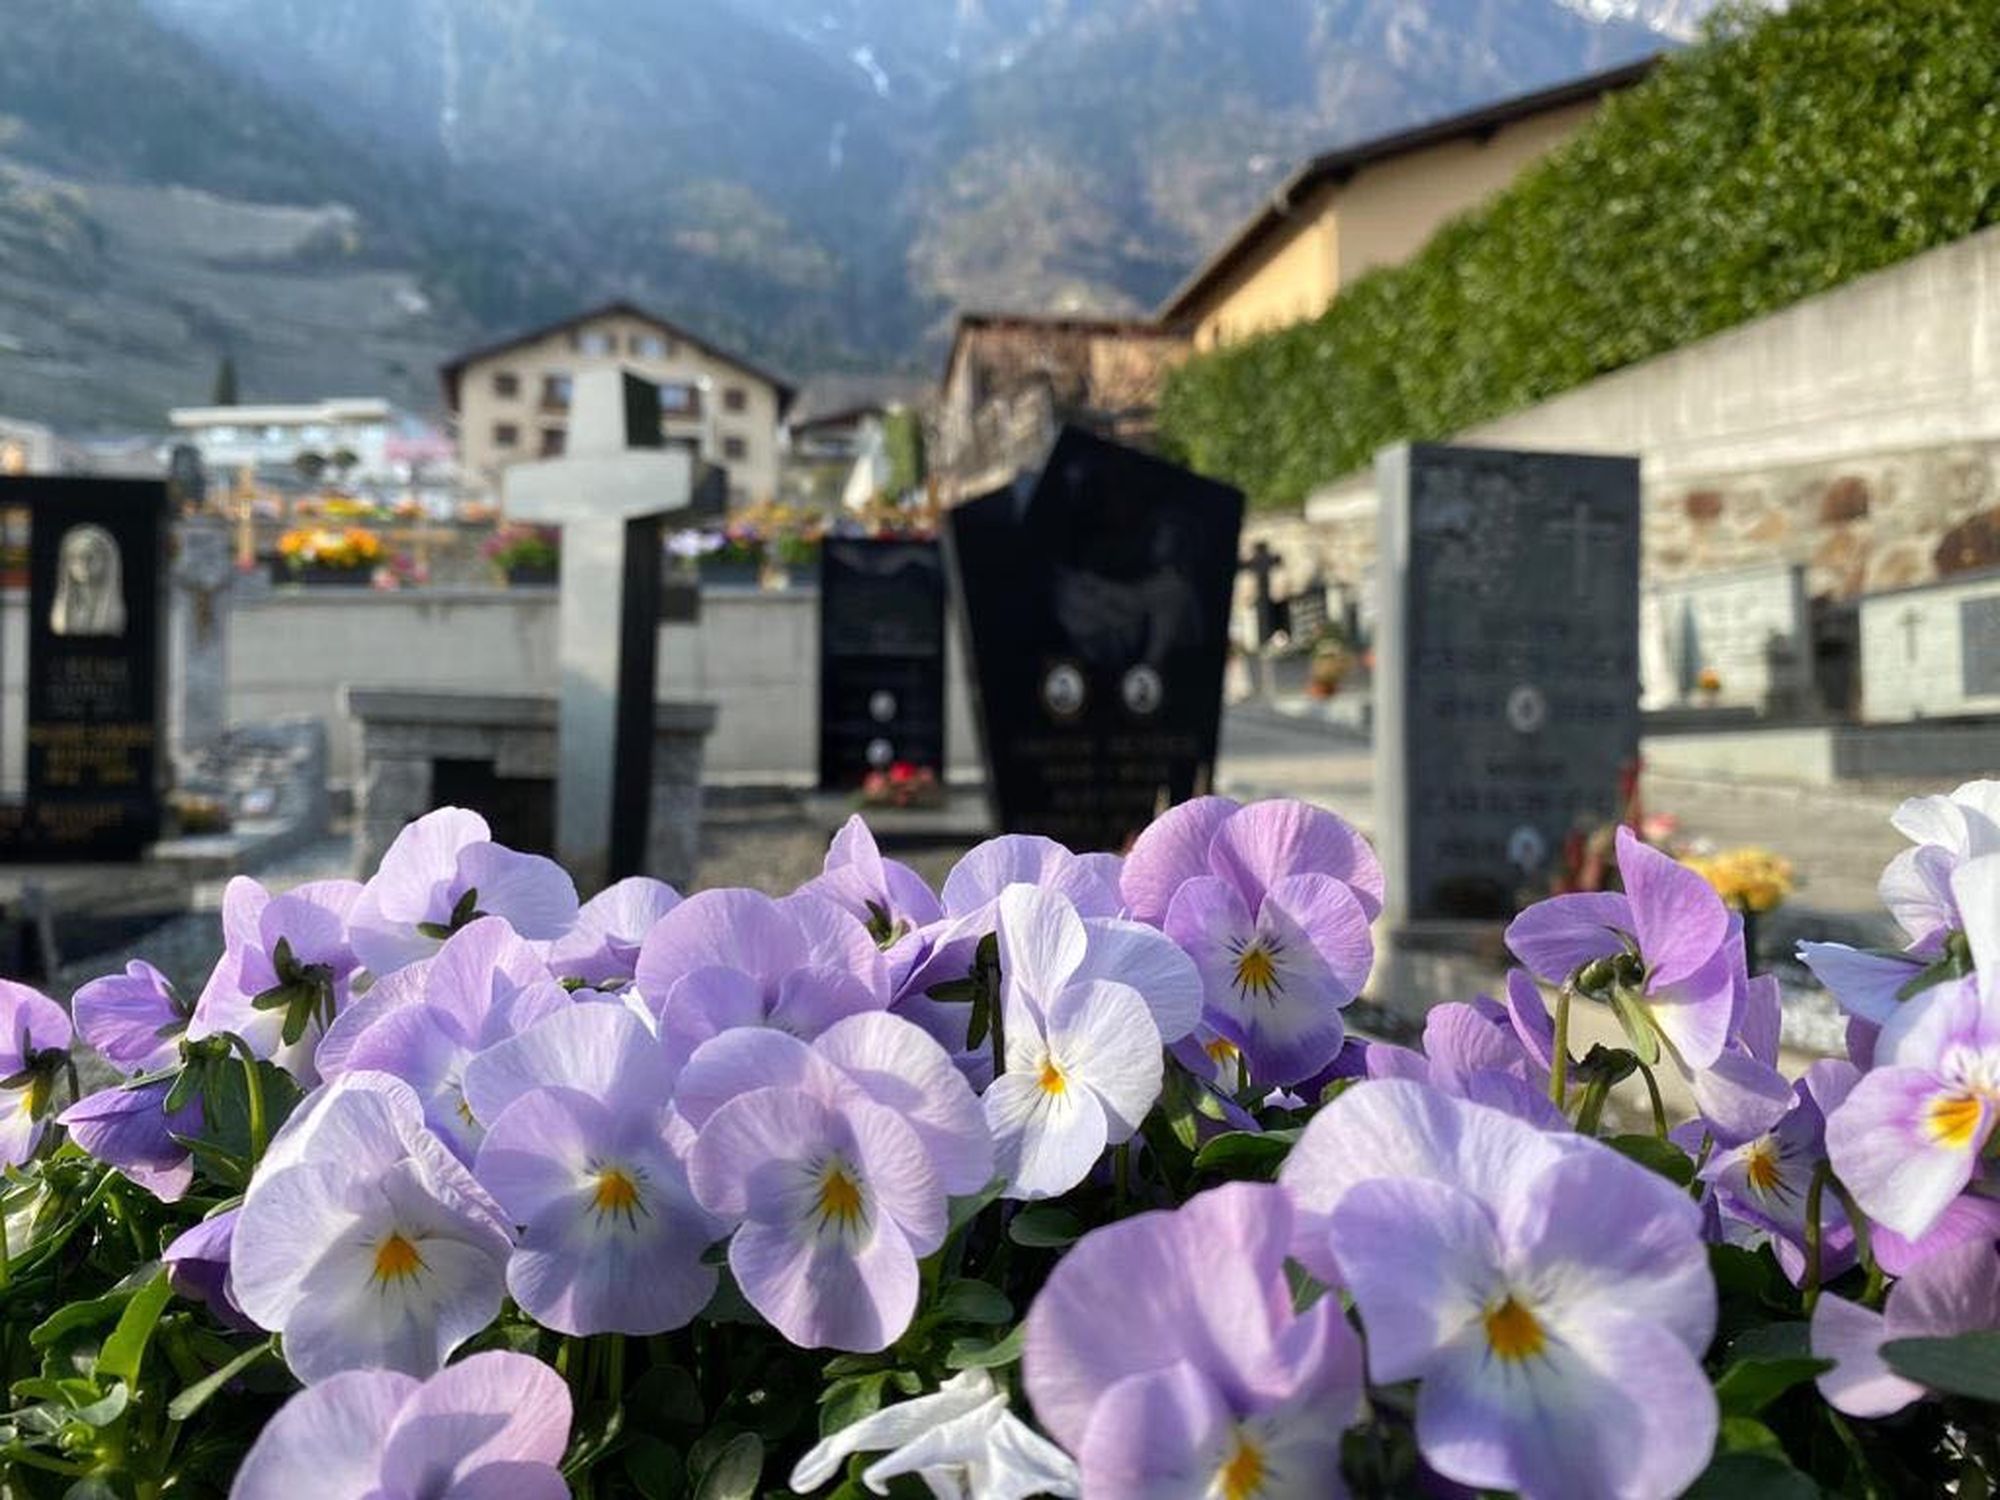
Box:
(1900, 607, 1923, 662)
(503, 369, 701, 892)
(1241, 540, 1282, 642)
(170, 515, 233, 765)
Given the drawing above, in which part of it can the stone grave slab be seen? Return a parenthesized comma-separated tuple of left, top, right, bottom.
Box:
(1639, 560, 1812, 713)
(0, 476, 168, 861)
(1375, 443, 1640, 922)
(947, 425, 1243, 852)
(818, 538, 946, 790)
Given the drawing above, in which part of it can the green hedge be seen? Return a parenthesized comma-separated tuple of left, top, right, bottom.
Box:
(1157, 0, 2000, 511)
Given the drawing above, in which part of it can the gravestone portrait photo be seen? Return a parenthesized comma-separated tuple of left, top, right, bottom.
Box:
(49, 523, 127, 638)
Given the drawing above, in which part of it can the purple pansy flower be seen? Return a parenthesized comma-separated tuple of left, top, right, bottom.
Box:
(803, 813, 945, 949)
(687, 1043, 953, 1351)
(347, 808, 580, 978)
(1813, 1237, 2000, 1418)
(72, 960, 186, 1074)
(58, 1082, 201, 1202)
(164, 1207, 255, 1330)
(465, 1005, 723, 1336)
(189, 876, 364, 1082)
(0, 979, 72, 1168)
(1282, 1080, 1716, 1500)
(229, 1351, 570, 1500)
(982, 886, 1171, 1199)
(1024, 1181, 1363, 1499)
(544, 875, 681, 988)
(1504, 827, 1740, 1071)
(1363, 982, 1567, 1130)
(229, 1071, 513, 1383)
(635, 888, 889, 1068)
(333, 917, 571, 1162)
(1151, 800, 1379, 1087)
(1700, 1059, 1856, 1285)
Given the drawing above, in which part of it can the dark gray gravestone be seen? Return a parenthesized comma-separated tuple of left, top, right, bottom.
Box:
(1960, 595, 2000, 699)
(947, 426, 1243, 852)
(0, 477, 168, 860)
(818, 539, 946, 790)
(1375, 443, 1640, 922)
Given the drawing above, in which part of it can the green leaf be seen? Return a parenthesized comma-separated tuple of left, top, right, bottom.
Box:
(622, 1435, 684, 1500)
(166, 1339, 276, 1422)
(1716, 1417, 1786, 1460)
(1193, 1129, 1300, 1179)
(1714, 1354, 1831, 1416)
(97, 1271, 172, 1386)
(1007, 1205, 1083, 1249)
(67, 1380, 129, 1428)
(934, 1279, 1013, 1326)
(30, 1286, 136, 1351)
(692, 1431, 764, 1500)
(1881, 1331, 2000, 1403)
(1726, 1323, 1813, 1363)
(1683, 1453, 1821, 1500)
(945, 1324, 1025, 1371)
(1604, 1134, 1694, 1187)
(945, 1179, 1005, 1240)
(819, 1372, 890, 1435)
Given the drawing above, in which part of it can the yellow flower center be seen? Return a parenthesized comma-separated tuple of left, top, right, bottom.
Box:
(1203, 1036, 1241, 1066)
(453, 1088, 477, 1129)
(1926, 1091, 1986, 1150)
(1038, 1057, 1068, 1095)
(816, 1164, 865, 1229)
(1217, 1433, 1266, 1500)
(592, 1166, 642, 1219)
(1744, 1136, 1783, 1195)
(1233, 945, 1278, 998)
(1483, 1295, 1545, 1362)
(371, 1232, 425, 1285)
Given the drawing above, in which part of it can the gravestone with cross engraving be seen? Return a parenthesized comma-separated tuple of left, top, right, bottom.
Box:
(169, 515, 233, 766)
(503, 369, 706, 891)
(947, 426, 1243, 852)
(1374, 443, 1640, 922)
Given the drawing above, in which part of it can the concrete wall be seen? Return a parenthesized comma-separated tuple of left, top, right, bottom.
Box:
(1858, 570, 2000, 722)
(226, 586, 980, 785)
(1273, 226, 2000, 609)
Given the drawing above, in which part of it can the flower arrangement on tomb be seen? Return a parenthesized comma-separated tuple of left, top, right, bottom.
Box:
(1682, 844, 1796, 914)
(1697, 665, 1724, 697)
(5, 787, 2000, 1497)
(274, 524, 382, 572)
(481, 522, 559, 580)
(858, 759, 942, 809)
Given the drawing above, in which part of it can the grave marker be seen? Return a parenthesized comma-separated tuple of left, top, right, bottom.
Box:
(503, 369, 703, 891)
(0, 477, 168, 860)
(1375, 443, 1640, 922)
(947, 426, 1243, 851)
(169, 515, 233, 766)
(818, 538, 946, 789)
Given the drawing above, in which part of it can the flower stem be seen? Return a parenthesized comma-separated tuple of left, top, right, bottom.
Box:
(1547, 982, 1574, 1106)
(1637, 1064, 1668, 1139)
(1802, 1161, 1831, 1314)
(225, 1035, 269, 1165)
(1827, 1174, 1886, 1307)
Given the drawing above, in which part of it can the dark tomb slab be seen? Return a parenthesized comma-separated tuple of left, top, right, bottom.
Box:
(1960, 594, 2000, 700)
(429, 757, 556, 859)
(1375, 443, 1640, 922)
(947, 426, 1244, 852)
(818, 539, 946, 790)
(0, 477, 167, 861)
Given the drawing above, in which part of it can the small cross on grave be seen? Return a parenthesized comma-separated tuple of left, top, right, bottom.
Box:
(1241, 540, 1282, 643)
(503, 369, 714, 891)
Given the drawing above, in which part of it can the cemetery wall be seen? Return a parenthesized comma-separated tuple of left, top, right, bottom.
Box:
(226, 587, 980, 784)
(1247, 225, 2000, 612)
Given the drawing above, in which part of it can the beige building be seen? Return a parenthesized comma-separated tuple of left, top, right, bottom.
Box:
(1159, 59, 1658, 350)
(441, 301, 794, 506)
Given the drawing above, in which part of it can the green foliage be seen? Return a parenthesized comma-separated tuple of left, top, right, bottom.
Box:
(1157, 0, 2000, 510)
(882, 408, 926, 499)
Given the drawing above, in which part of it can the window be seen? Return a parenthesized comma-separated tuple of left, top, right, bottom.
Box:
(539, 427, 567, 457)
(493, 423, 519, 448)
(658, 383, 700, 417)
(575, 329, 614, 357)
(493, 371, 520, 399)
(541, 374, 572, 411)
(721, 435, 748, 461)
(632, 334, 668, 359)
(723, 386, 748, 413)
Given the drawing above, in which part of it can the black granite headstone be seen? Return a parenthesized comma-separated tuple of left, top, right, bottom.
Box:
(818, 539, 946, 790)
(0, 477, 168, 861)
(1375, 443, 1640, 922)
(947, 427, 1244, 852)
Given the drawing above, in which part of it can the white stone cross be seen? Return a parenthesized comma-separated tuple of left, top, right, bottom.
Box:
(503, 368, 699, 891)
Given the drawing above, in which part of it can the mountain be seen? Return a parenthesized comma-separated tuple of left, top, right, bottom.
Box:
(0, 0, 1722, 430)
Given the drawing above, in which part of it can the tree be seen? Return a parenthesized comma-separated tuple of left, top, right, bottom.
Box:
(211, 355, 238, 407)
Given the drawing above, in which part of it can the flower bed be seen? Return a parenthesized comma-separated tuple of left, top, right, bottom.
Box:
(273, 525, 382, 582)
(2, 787, 1997, 1496)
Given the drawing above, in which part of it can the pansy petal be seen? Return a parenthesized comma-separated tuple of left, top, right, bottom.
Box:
(1827, 1065, 1987, 1240)
(463, 1005, 674, 1126)
(454, 842, 578, 941)
(814, 1012, 993, 1196)
(1795, 943, 1924, 1027)
(1619, 828, 1729, 989)
(1502, 892, 1632, 984)
(228, 1370, 417, 1500)
(788, 1370, 999, 1492)
(1811, 1295, 1924, 1418)
(1328, 1176, 1497, 1383)
(1206, 800, 1383, 918)
(984, 1070, 1108, 1201)
(729, 1211, 917, 1352)
(673, 1027, 834, 1131)
(1119, 795, 1240, 926)
(997, 885, 1090, 1007)
(1073, 917, 1204, 1043)
(378, 1351, 570, 1493)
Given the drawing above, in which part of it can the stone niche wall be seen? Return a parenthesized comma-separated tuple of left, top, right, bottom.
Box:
(1647, 442, 2000, 600)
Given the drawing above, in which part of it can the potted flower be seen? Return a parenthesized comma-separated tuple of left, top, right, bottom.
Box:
(700, 527, 765, 587)
(274, 524, 382, 585)
(484, 523, 560, 586)
(859, 761, 944, 810)
(1695, 666, 1722, 703)
(1305, 625, 1352, 699)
